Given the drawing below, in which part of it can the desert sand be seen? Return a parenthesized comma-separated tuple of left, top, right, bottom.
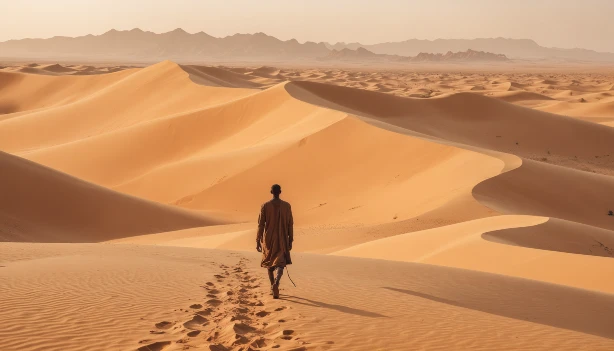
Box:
(1, 61, 613, 350)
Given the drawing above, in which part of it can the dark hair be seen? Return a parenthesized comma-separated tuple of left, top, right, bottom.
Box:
(271, 184, 282, 194)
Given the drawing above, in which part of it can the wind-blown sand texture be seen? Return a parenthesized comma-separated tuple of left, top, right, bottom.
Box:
(1, 61, 613, 350)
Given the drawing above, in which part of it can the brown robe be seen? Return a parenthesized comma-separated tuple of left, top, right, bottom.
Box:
(257, 198, 293, 268)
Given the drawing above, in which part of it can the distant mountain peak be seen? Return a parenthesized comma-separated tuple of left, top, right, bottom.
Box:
(323, 48, 508, 62)
(168, 28, 188, 35)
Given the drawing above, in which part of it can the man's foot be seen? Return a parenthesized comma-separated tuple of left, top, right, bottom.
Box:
(272, 284, 280, 299)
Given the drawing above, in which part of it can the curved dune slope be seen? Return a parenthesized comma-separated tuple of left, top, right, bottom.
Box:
(0, 69, 136, 116)
(0, 61, 255, 152)
(473, 159, 614, 231)
(334, 215, 614, 293)
(0, 151, 220, 242)
(483, 217, 614, 257)
(285, 81, 614, 175)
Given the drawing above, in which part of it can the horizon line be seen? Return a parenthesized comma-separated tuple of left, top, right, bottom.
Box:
(4, 27, 609, 54)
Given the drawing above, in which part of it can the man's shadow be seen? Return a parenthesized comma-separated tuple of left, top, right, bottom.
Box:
(279, 294, 387, 318)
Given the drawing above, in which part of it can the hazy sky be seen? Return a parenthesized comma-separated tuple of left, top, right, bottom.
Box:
(2, 0, 613, 52)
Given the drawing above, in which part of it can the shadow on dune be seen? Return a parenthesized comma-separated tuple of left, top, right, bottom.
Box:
(473, 159, 614, 232)
(0, 151, 225, 243)
(383, 286, 614, 339)
(482, 217, 614, 258)
(0, 102, 19, 115)
(279, 295, 387, 318)
(179, 64, 264, 89)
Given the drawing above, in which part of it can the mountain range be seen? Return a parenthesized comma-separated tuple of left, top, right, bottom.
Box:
(1, 28, 613, 63)
(323, 47, 509, 62)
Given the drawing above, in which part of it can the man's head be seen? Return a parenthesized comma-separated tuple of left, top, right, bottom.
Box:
(271, 184, 282, 197)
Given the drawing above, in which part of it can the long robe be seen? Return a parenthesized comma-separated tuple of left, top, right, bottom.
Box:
(257, 198, 293, 268)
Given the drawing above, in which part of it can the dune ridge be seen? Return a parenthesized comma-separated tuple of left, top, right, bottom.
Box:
(0, 151, 220, 243)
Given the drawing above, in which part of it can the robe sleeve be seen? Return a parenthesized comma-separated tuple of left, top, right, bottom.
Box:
(288, 204, 294, 246)
(256, 204, 266, 243)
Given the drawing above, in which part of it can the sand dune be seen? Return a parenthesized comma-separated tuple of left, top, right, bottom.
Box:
(2, 61, 614, 350)
(474, 159, 614, 230)
(0, 62, 131, 76)
(0, 61, 254, 152)
(0, 151, 217, 242)
(335, 215, 614, 293)
(484, 217, 614, 257)
(0, 68, 135, 116)
(286, 81, 614, 175)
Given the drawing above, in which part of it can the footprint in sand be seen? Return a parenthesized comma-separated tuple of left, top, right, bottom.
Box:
(206, 299, 223, 307)
(234, 307, 249, 314)
(187, 330, 201, 337)
(280, 329, 296, 340)
(137, 341, 171, 351)
(230, 313, 250, 322)
(154, 321, 175, 330)
(183, 314, 208, 330)
(250, 337, 270, 348)
(255, 311, 270, 317)
(138, 259, 317, 351)
(238, 299, 264, 307)
(197, 308, 214, 316)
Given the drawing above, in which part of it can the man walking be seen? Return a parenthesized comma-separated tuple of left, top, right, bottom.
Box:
(256, 184, 293, 299)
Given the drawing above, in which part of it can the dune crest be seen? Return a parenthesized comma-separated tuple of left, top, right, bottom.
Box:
(0, 151, 219, 242)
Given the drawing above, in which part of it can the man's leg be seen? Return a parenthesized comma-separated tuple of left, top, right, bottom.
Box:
(272, 266, 284, 299)
(267, 267, 275, 295)
(274, 266, 284, 286)
(267, 267, 275, 285)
